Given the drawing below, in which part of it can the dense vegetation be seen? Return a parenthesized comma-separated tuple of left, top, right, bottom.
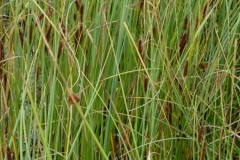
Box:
(0, 0, 239, 159)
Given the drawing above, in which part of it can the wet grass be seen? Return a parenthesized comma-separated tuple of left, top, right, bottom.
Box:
(0, 0, 240, 159)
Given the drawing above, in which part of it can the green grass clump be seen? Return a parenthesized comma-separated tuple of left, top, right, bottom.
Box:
(0, 0, 239, 159)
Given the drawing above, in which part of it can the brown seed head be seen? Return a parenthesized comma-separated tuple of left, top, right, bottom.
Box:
(198, 125, 204, 143)
(68, 92, 80, 105)
(183, 60, 188, 77)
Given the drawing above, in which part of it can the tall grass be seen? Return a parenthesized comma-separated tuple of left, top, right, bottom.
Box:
(0, 0, 239, 159)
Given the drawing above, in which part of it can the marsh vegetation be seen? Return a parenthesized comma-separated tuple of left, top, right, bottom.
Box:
(0, 0, 240, 159)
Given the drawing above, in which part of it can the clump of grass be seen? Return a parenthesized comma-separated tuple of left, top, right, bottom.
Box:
(0, 0, 240, 159)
